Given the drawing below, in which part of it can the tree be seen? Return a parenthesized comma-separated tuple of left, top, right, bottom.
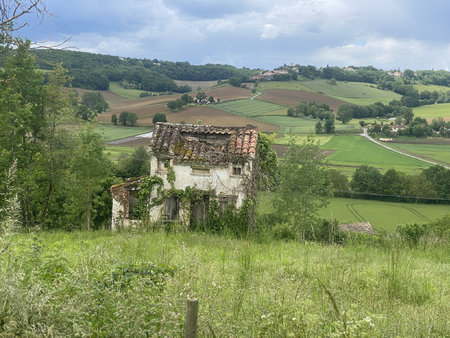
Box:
(70, 127, 111, 230)
(337, 105, 353, 124)
(127, 112, 138, 126)
(324, 118, 335, 134)
(81, 92, 109, 113)
(255, 132, 278, 191)
(315, 121, 323, 134)
(152, 112, 167, 125)
(115, 146, 150, 178)
(119, 111, 129, 125)
(273, 137, 333, 241)
(111, 114, 118, 125)
(350, 165, 382, 193)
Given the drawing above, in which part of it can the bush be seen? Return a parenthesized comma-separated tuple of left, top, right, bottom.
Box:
(396, 223, 427, 247)
(271, 223, 296, 241)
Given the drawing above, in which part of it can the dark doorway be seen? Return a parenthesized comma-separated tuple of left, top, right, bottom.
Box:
(164, 196, 179, 220)
(190, 194, 209, 227)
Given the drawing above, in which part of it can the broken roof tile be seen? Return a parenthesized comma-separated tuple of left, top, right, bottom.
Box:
(150, 122, 258, 165)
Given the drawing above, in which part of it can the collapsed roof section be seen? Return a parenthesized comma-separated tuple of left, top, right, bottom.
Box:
(150, 123, 258, 165)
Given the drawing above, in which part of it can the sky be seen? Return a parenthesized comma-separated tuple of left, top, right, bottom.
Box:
(16, 0, 450, 70)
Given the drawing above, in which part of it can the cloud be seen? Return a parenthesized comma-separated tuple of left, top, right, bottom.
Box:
(15, 0, 450, 69)
(313, 37, 450, 70)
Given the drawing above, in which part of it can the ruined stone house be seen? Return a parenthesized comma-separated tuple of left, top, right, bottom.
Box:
(111, 122, 258, 228)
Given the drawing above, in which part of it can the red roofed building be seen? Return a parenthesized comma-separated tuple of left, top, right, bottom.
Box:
(111, 123, 258, 228)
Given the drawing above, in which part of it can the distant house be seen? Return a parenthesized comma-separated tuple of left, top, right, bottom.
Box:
(111, 123, 258, 228)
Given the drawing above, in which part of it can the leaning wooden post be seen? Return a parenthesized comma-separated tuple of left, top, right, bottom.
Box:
(184, 298, 199, 338)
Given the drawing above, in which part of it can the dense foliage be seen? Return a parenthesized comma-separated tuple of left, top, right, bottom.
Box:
(32, 49, 256, 90)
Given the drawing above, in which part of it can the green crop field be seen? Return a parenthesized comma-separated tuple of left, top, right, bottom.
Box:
(274, 134, 334, 146)
(215, 99, 285, 117)
(319, 198, 449, 232)
(302, 79, 401, 105)
(95, 125, 152, 142)
(381, 142, 450, 166)
(322, 135, 431, 173)
(413, 103, 450, 119)
(2, 230, 448, 336)
(256, 80, 313, 92)
(413, 84, 450, 93)
(109, 82, 148, 99)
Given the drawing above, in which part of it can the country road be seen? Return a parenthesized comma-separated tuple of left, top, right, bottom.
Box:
(360, 128, 450, 169)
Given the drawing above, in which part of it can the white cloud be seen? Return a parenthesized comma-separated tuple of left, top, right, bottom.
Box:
(260, 24, 281, 40)
(313, 37, 450, 70)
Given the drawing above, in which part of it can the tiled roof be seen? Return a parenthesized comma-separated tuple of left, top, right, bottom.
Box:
(150, 123, 258, 165)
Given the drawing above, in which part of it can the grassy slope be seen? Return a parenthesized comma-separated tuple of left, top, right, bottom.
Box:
(413, 84, 450, 93)
(413, 103, 450, 119)
(319, 198, 449, 232)
(256, 80, 314, 92)
(382, 142, 450, 165)
(104, 145, 135, 162)
(322, 135, 431, 173)
(215, 99, 285, 117)
(302, 79, 401, 105)
(109, 82, 148, 99)
(95, 125, 152, 142)
(2, 231, 448, 336)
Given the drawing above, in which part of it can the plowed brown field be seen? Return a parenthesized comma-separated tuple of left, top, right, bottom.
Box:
(165, 106, 279, 132)
(257, 89, 351, 112)
(203, 86, 252, 101)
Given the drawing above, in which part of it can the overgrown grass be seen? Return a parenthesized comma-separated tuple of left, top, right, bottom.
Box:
(322, 135, 431, 173)
(302, 79, 401, 105)
(0, 230, 448, 336)
(413, 103, 450, 119)
(105, 145, 135, 162)
(95, 125, 152, 142)
(109, 82, 148, 99)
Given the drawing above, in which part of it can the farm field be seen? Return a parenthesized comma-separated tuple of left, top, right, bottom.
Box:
(256, 80, 313, 92)
(166, 106, 280, 132)
(95, 125, 151, 142)
(318, 197, 449, 232)
(380, 141, 450, 166)
(215, 99, 285, 117)
(257, 89, 349, 112)
(322, 135, 431, 173)
(174, 79, 218, 90)
(413, 103, 450, 120)
(203, 86, 252, 101)
(302, 79, 401, 105)
(109, 82, 147, 99)
(2, 230, 448, 336)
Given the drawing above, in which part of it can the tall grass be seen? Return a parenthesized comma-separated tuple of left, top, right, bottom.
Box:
(0, 230, 448, 336)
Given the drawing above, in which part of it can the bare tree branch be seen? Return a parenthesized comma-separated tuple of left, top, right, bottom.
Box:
(1, 0, 47, 31)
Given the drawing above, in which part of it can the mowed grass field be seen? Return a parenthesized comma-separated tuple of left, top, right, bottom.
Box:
(413, 103, 450, 120)
(95, 125, 152, 142)
(413, 84, 450, 93)
(322, 135, 431, 173)
(381, 142, 450, 166)
(215, 99, 286, 117)
(302, 79, 401, 105)
(256, 80, 313, 92)
(109, 82, 148, 99)
(319, 198, 449, 232)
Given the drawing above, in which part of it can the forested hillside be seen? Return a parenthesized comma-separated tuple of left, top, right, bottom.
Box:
(32, 49, 256, 90)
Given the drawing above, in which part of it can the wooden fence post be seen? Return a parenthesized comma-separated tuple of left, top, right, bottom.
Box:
(184, 298, 199, 338)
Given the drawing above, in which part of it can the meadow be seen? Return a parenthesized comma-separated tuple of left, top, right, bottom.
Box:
(322, 135, 431, 174)
(382, 142, 450, 166)
(95, 125, 152, 142)
(413, 103, 450, 119)
(302, 79, 401, 105)
(215, 99, 286, 117)
(413, 84, 450, 93)
(256, 80, 313, 92)
(1, 230, 448, 336)
(109, 82, 148, 99)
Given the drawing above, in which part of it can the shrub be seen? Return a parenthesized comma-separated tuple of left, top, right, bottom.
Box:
(271, 223, 296, 241)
